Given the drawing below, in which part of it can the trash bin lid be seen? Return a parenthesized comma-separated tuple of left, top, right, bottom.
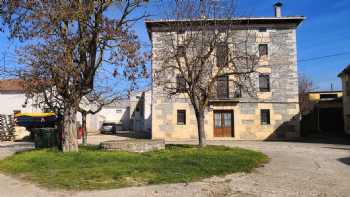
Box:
(15, 112, 56, 117)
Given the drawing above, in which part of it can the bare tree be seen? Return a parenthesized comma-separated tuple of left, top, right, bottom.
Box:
(0, 1, 149, 152)
(78, 72, 126, 145)
(153, 0, 260, 147)
(298, 74, 316, 115)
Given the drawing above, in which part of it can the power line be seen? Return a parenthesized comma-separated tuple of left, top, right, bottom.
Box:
(298, 52, 350, 62)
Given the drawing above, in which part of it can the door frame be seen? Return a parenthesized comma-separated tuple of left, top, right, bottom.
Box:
(213, 110, 234, 137)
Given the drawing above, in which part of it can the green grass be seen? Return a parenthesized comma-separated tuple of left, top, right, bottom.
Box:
(0, 145, 268, 190)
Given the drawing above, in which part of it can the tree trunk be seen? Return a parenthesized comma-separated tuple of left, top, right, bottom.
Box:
(62, 107, 79, 152)
(195, 109, 207, 147)
(82, 111, 87, 145)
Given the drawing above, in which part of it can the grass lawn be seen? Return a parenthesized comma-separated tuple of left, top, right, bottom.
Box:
(0, 145, 268, 190)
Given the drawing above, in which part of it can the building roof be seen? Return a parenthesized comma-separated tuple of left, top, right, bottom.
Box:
(104, 99, 130, 109)
(338, 64, 350, 77)
(145, 16, 305, 40)
(0, 79, 25, 92)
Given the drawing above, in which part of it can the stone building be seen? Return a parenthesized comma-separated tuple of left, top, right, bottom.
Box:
(338, 65, 350, 134)
(146, 3, 304, 141)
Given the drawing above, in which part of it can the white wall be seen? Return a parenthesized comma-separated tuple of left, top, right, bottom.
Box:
(76, 106, 130, 133)
(0, 92, 40, 115)
(144, 90, 152, 132)
(129, 89, 152, 132)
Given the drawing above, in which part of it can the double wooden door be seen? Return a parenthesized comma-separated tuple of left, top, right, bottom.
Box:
(214, 110, 234, 137)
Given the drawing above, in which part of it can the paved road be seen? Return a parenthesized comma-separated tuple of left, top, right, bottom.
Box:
(0, 140, 349, 197)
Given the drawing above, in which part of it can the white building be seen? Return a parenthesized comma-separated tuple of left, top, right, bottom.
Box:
(0, 79, 40, 115)
(0, 79, 151, 135)
(129, 89, 152, 133)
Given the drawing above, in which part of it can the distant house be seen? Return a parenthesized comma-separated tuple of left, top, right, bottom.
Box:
(77, 89, 152, 135)
(301, 90, 344, 136)
(0, 79, 40, 115)
(338, 65, 350, 135)
(76, 99, 131, 134)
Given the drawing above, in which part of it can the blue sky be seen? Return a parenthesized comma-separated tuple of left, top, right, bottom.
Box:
(1, 0, 350, 91)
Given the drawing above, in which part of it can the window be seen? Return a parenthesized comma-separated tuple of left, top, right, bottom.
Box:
(261, 109, 270, 125)
(177, 110, 186, 125)
(259, 74, 270, 92)
(217, 76, 229, 98)
(259, 27, 267, 32)
(177, 29, 185, 34)
(259, 44, 268, 57)
(234, 87, 242, 98)
(177, 45, 186, 57)
(216, 43, 228, 67)
(176, 75, 186, 92)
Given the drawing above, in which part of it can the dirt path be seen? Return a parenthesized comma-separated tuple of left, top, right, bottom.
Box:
(0, 141, 349, 197)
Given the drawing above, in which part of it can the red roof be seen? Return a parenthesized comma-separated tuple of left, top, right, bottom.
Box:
(0, 79, 25, 92)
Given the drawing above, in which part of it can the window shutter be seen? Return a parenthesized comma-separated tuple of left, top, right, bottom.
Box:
(176, 75, 186, 92)
(261, 109, 270, 125)
(177, 45, 186, 57)
(259, 44, 268, 57)
(259, 74, 270, 92)
(216, 43, 228, 67)
(217, 76, 229, 98)
(177, 110, 186, 125)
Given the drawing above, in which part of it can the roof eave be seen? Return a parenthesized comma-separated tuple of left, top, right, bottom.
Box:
(338, 65, 350, 77)
(145, 16, 306, 41)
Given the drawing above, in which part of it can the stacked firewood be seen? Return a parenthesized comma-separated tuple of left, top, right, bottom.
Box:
(0, 115, 15, 141)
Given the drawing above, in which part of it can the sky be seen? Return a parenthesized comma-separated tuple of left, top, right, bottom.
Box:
(230, 0, 350, 91)
(1, 0, 350, 91)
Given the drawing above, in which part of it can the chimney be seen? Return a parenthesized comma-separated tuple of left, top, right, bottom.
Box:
(274, 2, 283, 17)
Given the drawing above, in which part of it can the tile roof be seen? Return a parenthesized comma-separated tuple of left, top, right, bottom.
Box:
(0, 79, 25, 92)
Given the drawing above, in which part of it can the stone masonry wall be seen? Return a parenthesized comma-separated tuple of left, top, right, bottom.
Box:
(341, 74, 350, 134)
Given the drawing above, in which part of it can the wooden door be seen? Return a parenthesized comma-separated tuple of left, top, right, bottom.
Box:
(214, 111, 234, 137)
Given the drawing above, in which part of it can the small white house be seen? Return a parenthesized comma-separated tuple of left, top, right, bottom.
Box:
(0, 79, 40, 115)
(79, 89, 152, 134)
(76, 99, 130, 134)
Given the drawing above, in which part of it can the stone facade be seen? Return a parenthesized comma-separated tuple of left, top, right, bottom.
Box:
(338, 65, 350, 134)
(146, 17, 304, 141)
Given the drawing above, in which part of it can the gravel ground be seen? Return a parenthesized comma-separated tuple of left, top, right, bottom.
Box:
(0, 140, 349, 197)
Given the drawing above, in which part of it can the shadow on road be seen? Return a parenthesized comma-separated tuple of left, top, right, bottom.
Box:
(338, 157, 350, 166)
(266, 133, 350, 146)
(322, 147, 350, 151)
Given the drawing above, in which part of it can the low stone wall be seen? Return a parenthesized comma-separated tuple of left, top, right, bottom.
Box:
(101, 139, 165, 153)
